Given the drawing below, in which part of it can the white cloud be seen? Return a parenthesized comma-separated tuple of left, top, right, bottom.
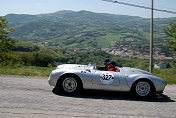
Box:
(34, 2, 42, 7)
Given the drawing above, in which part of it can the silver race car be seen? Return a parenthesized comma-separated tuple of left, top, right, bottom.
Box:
(48, 64, 167, 98)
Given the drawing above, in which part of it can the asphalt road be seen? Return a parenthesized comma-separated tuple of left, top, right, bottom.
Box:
(0, 76, 176, 118)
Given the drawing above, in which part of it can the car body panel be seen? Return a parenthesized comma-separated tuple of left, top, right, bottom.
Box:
(48, 64, 167, 94)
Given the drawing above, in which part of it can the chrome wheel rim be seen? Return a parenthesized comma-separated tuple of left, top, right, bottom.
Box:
(62, 77, 77, 92)
(136, 82, 150, 97)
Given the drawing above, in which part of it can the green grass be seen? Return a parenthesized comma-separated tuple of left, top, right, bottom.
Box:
(96, 37, 109, 48)
(0, 66, 54, 77)
(153, 68, 176, 84)
(104, 33, 122, 41)
(97, 33, 122, 48)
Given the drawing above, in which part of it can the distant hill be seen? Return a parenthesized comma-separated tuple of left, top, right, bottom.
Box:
(5, 10, 176, 51)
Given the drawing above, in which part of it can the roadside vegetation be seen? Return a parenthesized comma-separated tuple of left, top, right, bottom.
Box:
(154, 68, 176, 84)
(0, 66, 54, 77)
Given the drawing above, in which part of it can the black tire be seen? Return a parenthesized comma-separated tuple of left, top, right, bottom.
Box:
(58, 75, 82, 95)
(131, 80, 154, 98)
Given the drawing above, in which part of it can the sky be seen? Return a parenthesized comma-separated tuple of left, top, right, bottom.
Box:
(0, 0, 176, 18)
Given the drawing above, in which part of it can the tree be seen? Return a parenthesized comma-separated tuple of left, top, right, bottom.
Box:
(0, 16, 16, 52)
(0, 16, 18, 65)
(164, 21, 176, 55)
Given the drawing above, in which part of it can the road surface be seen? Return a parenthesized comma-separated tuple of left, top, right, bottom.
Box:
(0, 76, 176, 118)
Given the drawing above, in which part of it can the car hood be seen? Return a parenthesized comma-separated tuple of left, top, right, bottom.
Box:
(56, 64, 87, 70)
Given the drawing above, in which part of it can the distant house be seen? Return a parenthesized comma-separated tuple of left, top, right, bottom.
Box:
(160, 53, 166, 59)
(154, 62, 167, 69)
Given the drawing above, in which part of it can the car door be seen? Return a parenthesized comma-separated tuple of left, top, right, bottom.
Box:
(91, 70, 121, 86)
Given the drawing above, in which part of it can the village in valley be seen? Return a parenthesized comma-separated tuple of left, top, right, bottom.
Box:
(70, 45, 173, 60)
(102, 45, 173, 60)
(70, 44, 174, 69)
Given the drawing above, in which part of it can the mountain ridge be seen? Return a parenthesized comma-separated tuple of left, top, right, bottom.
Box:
(4, 10, 176, 52)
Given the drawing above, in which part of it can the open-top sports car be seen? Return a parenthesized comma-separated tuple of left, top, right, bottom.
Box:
(48, 64, 167, 98)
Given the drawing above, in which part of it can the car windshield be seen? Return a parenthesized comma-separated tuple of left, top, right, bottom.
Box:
(86, 63, 96, 70)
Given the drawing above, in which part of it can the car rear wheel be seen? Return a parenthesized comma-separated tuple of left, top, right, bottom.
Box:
(59, 75, 82, 95)
(131, 80, 154, 98)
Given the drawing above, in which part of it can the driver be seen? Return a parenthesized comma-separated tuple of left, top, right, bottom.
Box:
(103, 58, 111, 71)
(107, 60, 118, 72)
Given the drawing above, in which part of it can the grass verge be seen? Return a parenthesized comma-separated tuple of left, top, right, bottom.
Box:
(153, 68, 176, 84)
(0, 66, 54, 77)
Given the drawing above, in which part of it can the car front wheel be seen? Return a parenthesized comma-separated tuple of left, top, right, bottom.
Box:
(131, 80, 154, 98)
(59, 75, 82, 95)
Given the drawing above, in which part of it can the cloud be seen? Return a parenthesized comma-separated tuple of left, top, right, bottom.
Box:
(34, 2, 42, 7)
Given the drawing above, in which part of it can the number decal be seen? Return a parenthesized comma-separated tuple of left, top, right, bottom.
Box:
(101, 74, 105, 80)
(100, 72, 114, 84)
(101, 74, 113, 80)
(108, 75, 112, 80)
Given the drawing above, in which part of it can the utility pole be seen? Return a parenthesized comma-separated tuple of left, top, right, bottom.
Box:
(149, 0, 154, 73)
